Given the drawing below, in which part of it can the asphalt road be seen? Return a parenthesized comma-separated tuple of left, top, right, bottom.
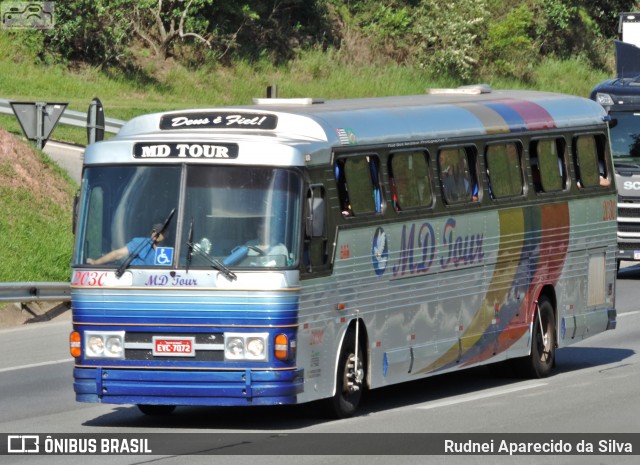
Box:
(43, 141, 83, 183)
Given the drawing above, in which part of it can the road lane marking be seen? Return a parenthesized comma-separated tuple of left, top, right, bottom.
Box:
(618, 310, 640, 318)
(46, 141, 85, 152)
(0, 358, 73, 374)
(416, 382, 547, 410)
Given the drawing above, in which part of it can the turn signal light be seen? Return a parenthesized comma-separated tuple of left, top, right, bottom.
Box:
(69, 331, 81, 358)
(274, 333, 289, 361)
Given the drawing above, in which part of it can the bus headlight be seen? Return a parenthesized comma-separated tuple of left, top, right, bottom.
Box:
(84, 331, 125, 359)
(224, 333, 268, 361)
(225, 336, 245, 359)
(246, 337, 265, 359)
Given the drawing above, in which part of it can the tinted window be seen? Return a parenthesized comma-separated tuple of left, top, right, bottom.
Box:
(389, 150, 432, 211)
(335, 155, 383, 216)
(439, 147, 478, 203)
(486, 142, 523, 198)
(531, 138, 566, 193)
(574, 135, 600, 188)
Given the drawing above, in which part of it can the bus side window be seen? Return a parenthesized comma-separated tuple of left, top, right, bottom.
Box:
(389, 150, 433, 211)
(485, 142, 523, 199)
(532, 138, 566, 193)
(336, 155, 383, 216)
(574, 135, 608, 188)
(438, 146, 478, 203)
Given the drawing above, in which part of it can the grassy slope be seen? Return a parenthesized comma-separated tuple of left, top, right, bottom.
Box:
(0, 127, 75, 281)
(0, 33, 614, 281)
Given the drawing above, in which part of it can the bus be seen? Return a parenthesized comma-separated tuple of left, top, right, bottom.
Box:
(70, 86, 617, 418)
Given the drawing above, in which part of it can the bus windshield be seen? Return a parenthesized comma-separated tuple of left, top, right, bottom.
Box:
(75, 165, 303, 269)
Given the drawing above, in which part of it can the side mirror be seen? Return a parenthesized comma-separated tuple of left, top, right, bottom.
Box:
(72, 190, 80, 234)
(306, 196, 325, 238)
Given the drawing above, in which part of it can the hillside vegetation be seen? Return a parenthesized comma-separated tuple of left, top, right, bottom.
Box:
(0, 0, 637, 283)
(0, 128, 74, 282)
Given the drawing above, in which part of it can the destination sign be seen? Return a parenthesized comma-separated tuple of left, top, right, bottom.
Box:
(159, 112, 278, 130)
(133, 142, 239, 159)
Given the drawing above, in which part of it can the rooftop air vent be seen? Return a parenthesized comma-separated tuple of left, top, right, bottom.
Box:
(427, 84, 492, 95)
(253, 97, 325, 105)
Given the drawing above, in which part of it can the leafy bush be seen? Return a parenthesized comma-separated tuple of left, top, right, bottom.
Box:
(484, 4, 538, 80)
(411, 0, 489, 82)
(43, 1, 132, 66)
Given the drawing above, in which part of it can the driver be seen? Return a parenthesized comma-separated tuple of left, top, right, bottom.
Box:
(86, 223, 169, 266)
(246, 223, 287, 257)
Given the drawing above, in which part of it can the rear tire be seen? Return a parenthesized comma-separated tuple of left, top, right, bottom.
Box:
(137, 404, 176, 416)
(325, 331, 365, 418)
(513, 296, 556, 378)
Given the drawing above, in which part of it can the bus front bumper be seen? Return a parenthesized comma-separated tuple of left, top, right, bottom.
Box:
(73, 367, 304, 406)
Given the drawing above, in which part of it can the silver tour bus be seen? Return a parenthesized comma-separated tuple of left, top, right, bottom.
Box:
(70, 87, 617, 418)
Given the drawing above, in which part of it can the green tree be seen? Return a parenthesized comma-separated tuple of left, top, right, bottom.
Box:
(484, 4, 537, 80)
(43, 0, 131, 66)
(412, 0, 489, 82)
(129, 0, 217, 59)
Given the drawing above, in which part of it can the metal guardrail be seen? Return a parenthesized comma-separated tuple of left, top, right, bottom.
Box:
(0, 97, 125, 134)
(0, 282, 70, 303)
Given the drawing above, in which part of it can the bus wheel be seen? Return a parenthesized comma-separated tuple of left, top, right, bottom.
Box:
(137, 404, 176, 416)
(327, 333, 365, 418)
(515, 297, 556, 378)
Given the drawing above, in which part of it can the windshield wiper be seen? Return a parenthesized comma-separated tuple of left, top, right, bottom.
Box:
(185, 217, 236, 281)
(116, 208, 176, 278)
(186, 240, 237, 281)
(186, 217, 194, 273)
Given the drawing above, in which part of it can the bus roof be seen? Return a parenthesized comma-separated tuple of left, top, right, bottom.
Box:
(86, 89, 608, 167)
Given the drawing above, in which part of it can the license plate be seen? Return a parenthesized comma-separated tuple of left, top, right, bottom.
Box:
(634, 251, 640, 260)
(152, 336, 195, 357)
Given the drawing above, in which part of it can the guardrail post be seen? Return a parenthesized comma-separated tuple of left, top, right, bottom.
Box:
(87, 97, 105, 144)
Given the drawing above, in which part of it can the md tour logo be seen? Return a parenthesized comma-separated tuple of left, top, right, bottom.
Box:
(1, 2, 54, 30)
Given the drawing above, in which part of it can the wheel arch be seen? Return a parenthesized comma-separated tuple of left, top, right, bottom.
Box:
(332, 317, 370, 393)
(532, 284, 557, 325)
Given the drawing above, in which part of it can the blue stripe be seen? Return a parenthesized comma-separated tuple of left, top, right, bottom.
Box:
(72, 291, 299, 326)
(483, 102, 527, 132)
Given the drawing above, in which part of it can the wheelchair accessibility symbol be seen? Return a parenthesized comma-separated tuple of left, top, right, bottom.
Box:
(154, 247, 174, 266)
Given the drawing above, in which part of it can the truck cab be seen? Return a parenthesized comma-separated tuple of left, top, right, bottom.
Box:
(590, 12, 640, 270)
